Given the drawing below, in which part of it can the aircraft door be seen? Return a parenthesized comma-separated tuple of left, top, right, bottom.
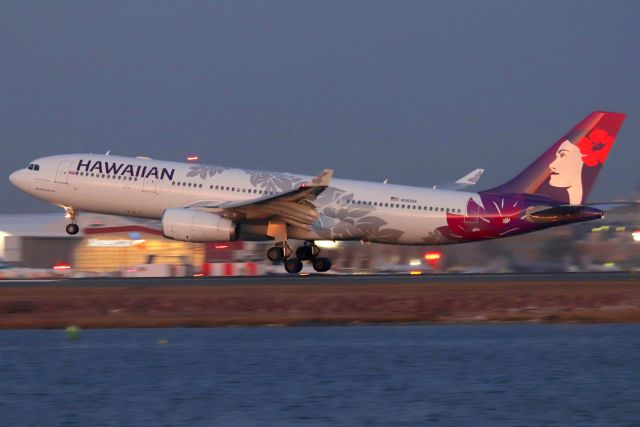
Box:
(54, 161, 72, 184)
(465, 199, 479, 224)
(142, 177, 158, 193)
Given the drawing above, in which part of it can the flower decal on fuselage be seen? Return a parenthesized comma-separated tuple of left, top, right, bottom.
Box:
(437, 193, 541, 243)
(187, 165, 230, 179)
(244, 170, 305, 193)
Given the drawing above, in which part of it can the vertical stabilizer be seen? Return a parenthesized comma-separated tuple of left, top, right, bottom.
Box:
(485, 112, 625, 205)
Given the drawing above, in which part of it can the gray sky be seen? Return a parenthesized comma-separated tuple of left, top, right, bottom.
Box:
(1, 0, 639, 213)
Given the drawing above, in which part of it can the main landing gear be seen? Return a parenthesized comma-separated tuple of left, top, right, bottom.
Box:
(266, 240, 332, 274)
(64, 207, 79, 235)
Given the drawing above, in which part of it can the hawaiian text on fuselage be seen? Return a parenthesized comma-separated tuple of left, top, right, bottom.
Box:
(76, 159, 175, 181)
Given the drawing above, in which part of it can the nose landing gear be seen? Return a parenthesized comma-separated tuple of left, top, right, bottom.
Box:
(64, 207, 79, 235)
(65, 223, 79, 235)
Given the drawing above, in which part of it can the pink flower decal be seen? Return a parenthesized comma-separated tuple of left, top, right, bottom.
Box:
(577, 129, 614, 167)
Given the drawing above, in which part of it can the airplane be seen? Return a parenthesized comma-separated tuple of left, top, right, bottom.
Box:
(9, 111, 625, 274)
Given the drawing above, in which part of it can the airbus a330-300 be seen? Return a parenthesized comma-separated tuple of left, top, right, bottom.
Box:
(9, 111, 625, 273)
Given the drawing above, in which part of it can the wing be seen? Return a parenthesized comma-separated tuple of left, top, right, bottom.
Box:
(187, 169, 333, 229)
(436, 168, 485, 190)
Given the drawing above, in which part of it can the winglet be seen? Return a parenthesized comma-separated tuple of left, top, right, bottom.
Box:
(437, 168, 485, 190)
(301, 169, 333, 188)
(455, 168, 484, 186)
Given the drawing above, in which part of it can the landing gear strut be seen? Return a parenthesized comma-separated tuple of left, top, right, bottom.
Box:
(64, 207, 79, 235)
(295, 241, 320, 261)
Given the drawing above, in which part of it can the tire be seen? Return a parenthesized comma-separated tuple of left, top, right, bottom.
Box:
(284, 258, 303, 274)
(296, 246, 313, 260)
(312, 257, 332, 273)
(267, 246, 284, 263)
(66, 223, 79, 235)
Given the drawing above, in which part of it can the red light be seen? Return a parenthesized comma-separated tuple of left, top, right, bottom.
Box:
(214, 244, 229, 249)
(424, 252, 442, 261)
(187, 155, 199, 161)
(53, 263, 71, 270)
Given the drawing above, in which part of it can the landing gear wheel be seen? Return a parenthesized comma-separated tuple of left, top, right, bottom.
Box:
(267, 246, 284, 263)
(296, 246, 313, 261)
(65, 223, 79, 235)
(312, 257, 332, 273)
(284, 258, 303, 274)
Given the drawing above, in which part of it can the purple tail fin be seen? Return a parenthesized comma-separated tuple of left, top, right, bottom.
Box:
(485, 112, 625, 205)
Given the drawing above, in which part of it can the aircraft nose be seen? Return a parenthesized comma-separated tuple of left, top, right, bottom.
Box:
(9, 170, 25, 189)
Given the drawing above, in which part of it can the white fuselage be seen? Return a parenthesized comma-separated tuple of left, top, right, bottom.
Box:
(10, 154, 480, 245)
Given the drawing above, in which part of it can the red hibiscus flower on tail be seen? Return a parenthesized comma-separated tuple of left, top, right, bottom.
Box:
(577, 129, 614, 167)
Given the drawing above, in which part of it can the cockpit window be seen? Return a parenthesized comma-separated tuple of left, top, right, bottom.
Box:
(27, 164, 34, 170)
(27, 163, 40, 171)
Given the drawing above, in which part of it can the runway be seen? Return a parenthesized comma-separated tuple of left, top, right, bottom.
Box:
(1, 271, 638, 288)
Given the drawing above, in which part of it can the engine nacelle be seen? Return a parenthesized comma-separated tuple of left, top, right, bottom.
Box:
(162, 208, 237, 242)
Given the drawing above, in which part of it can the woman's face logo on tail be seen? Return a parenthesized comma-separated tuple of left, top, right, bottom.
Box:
(548, 140, 583, 204)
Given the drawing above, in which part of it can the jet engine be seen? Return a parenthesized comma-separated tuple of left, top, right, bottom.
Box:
(162, 208, 237, 242)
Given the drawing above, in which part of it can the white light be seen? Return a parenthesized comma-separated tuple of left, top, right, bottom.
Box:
(315, 240, 339, 249)
(409, 259, 422, 266)
(632, 231, 640, 242)
(87, 238, 145, 248)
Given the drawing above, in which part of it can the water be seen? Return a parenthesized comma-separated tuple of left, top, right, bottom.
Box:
(0, 325, 639, 426)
